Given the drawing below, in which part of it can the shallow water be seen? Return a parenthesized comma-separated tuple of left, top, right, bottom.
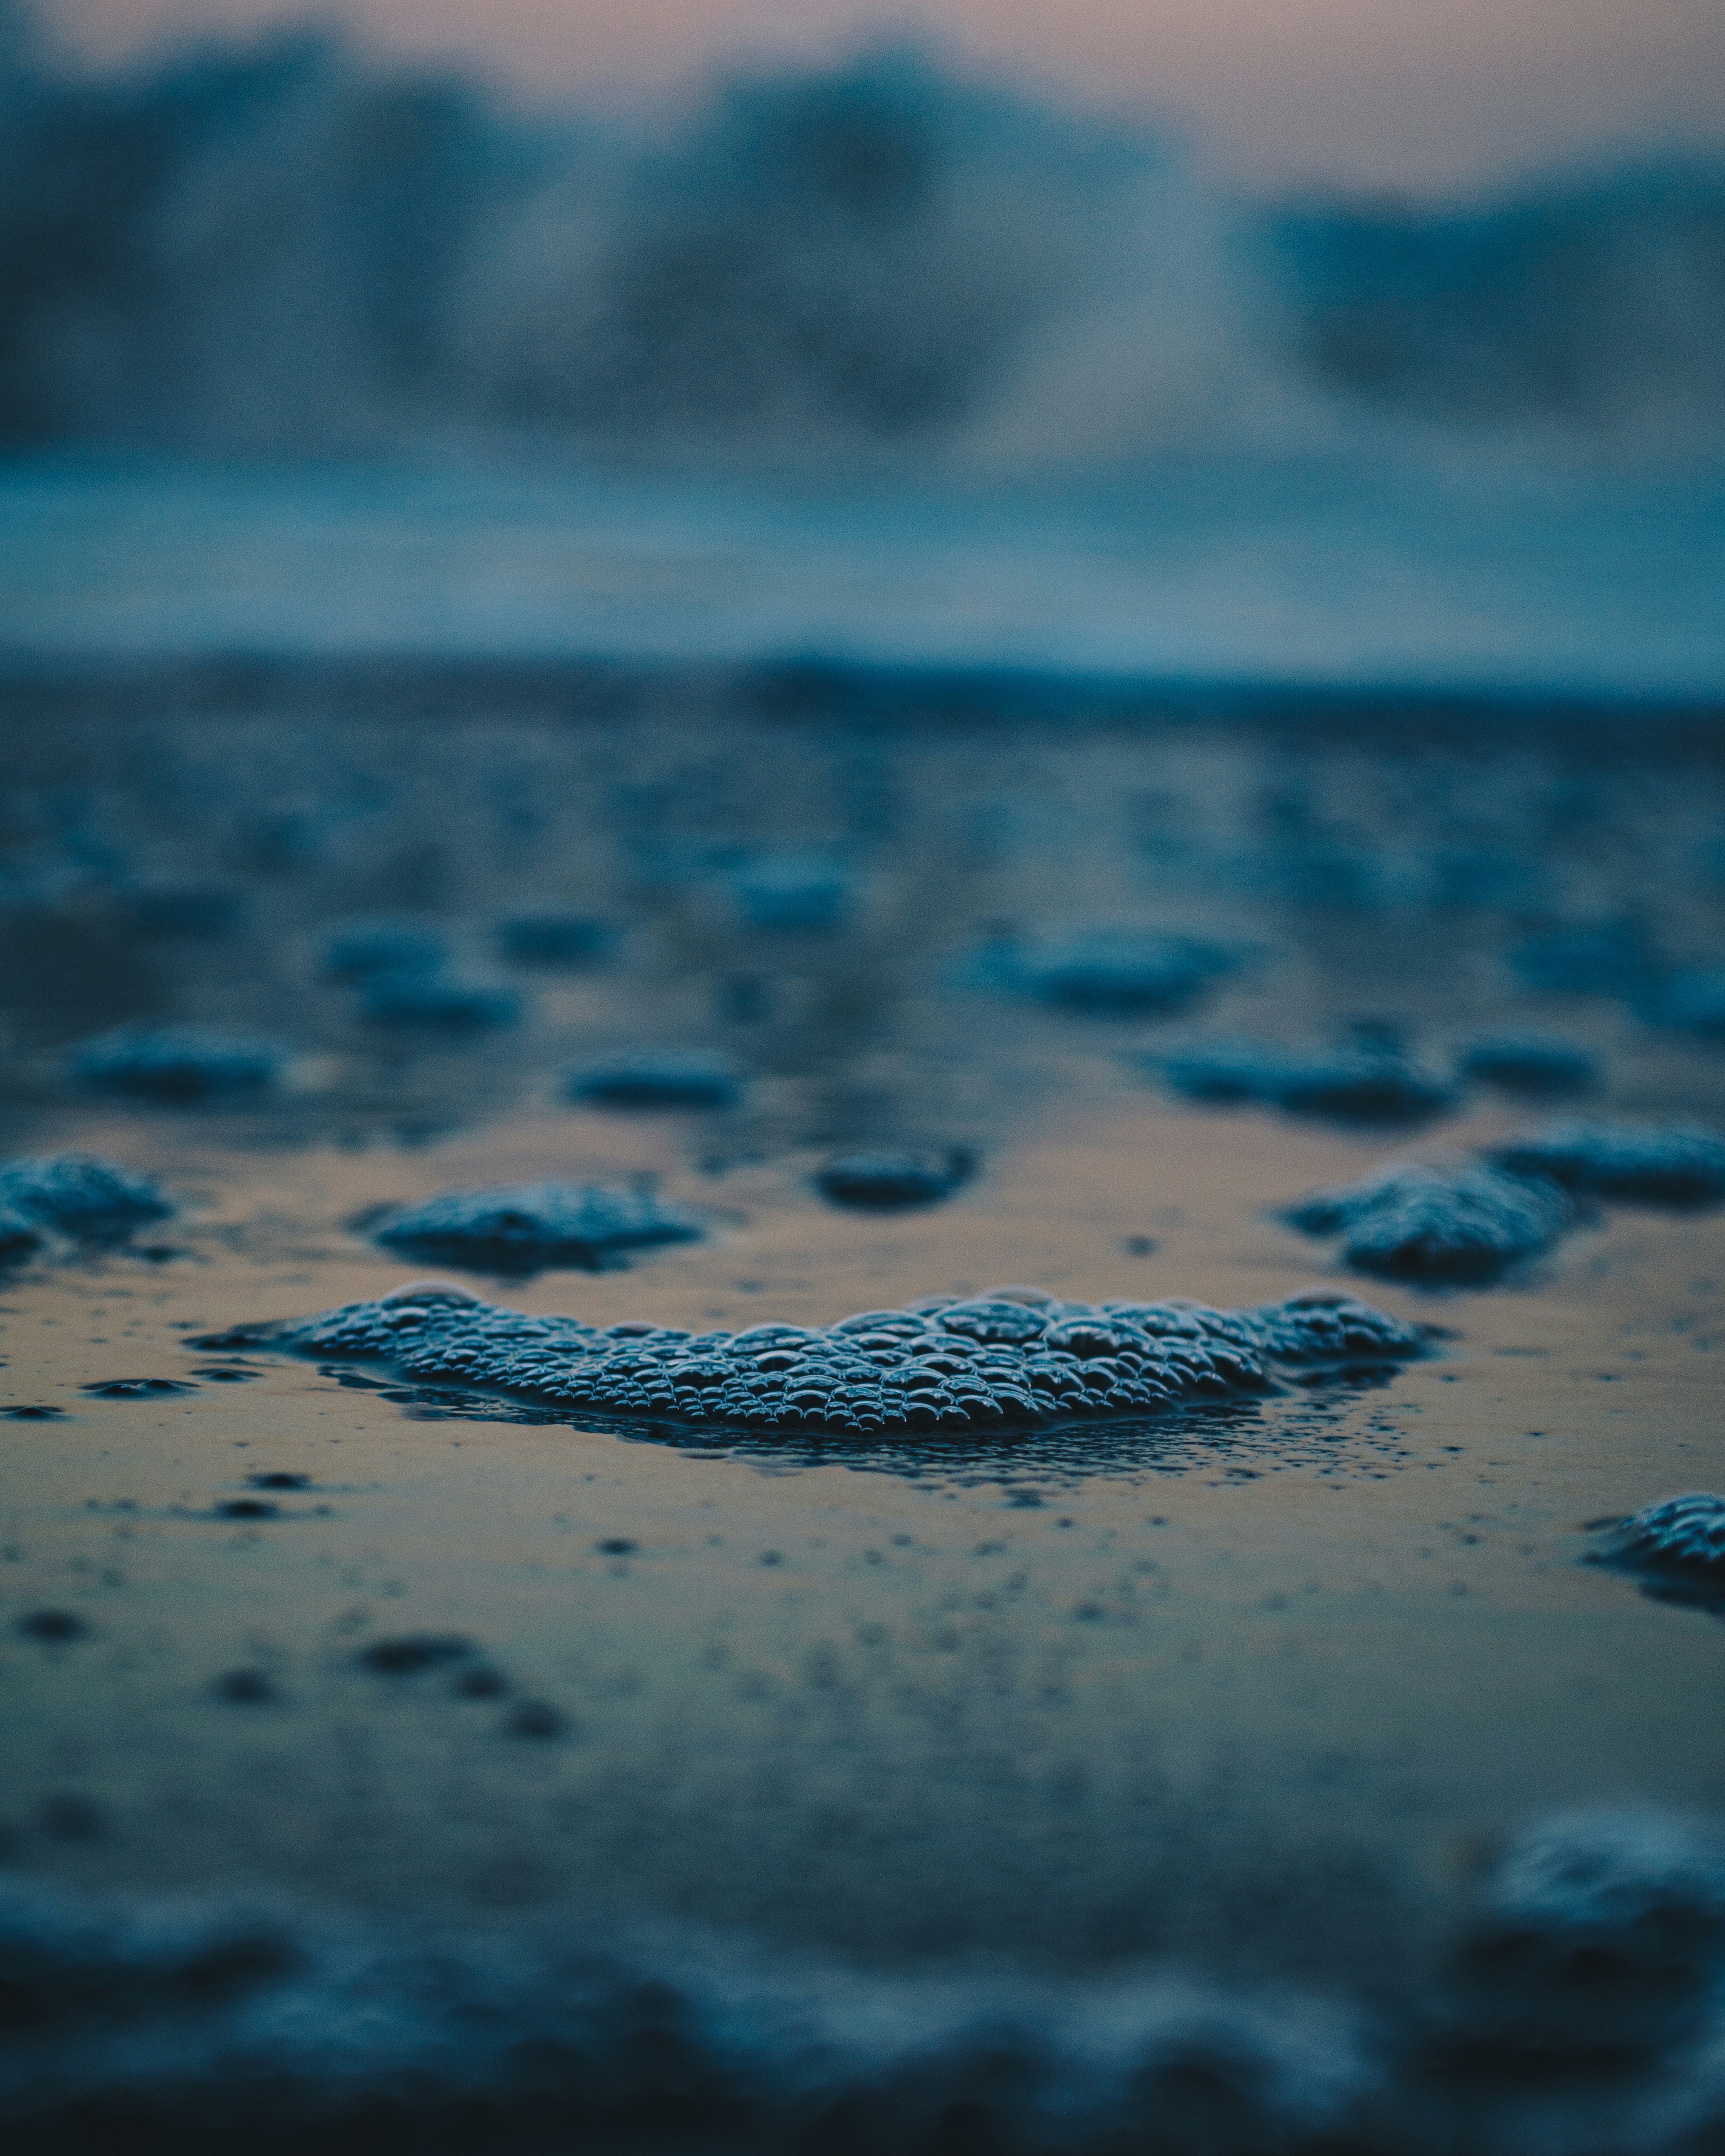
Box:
(3, 658, 1725, 2149)
(7, 452, 1724, 693)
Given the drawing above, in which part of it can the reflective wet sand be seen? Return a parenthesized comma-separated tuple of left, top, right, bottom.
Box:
(2, 675, 1723, 2023)
(5, 1087, 1722, 1999)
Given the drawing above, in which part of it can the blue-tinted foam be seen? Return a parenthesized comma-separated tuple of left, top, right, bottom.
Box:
(195, 1280, 1428, 1438)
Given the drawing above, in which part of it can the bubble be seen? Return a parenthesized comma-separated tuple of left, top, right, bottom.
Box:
(378, 1280, 485, 1307)
(936, 1301, 1052, 1345)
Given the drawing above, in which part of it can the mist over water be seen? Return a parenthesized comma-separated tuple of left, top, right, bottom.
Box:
(1, 0, 1722, 463)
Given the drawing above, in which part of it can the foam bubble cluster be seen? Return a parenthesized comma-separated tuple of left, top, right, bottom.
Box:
(320, 916, 450, 983)
(1456, 1030, 1600, 1096)
(731, 855, 853, 931)
(359, 973, 522, 1032)
(1598, 1494, 1725, 1601)
(1487, 1121, 1725, 1204)
(1282, 1163, 1574, 1284)
(6, 1804, 1725, 2150)
(1507, 919, 1659, 999)
(70, 1024, 285, 1101)
(1007, 930, 1240, 1014)
(371, 1182, 702, 1272)
(0, 1875, 1371, 2155)
(1158, 1033, 1456, 1124)
(493, 911, 615, 968)
(1285, 1117, 1725, 1284)
(0, 1153, 174, 1238)
(1648, 967, 1725, 1040)
(566, 1049, 745, 1109)
(814, 1150, 972, 1210)
(1450, 1805, 1725, 2058)
(198, 1284, 1428, 1437)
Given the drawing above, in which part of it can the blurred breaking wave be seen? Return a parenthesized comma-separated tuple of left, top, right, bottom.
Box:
(1, 1, 1721, 463)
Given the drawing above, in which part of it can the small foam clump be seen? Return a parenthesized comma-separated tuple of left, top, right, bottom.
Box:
(320, 916, 450, 982)
(731, 856, 852, 931)
(358, 973, 522, 1032)
(319, 916, 521, 1032)
(1159, 1027, 1456, 1124)
(815, 1150, 972, 1210)
(1488, 1120, 1725, 1204)
(1503, 922, 1725, 1052)
(1011, 930, 1239, 1013)
(1508, 919, 1660, 998)
(1456, 1030, 1600, 1096)
(1596, 1493, 1725, 1605)
(71, 1024, 284, 1101)
(1283, 1163, 1574, 1284)
(1274, 1053, 1455, 1124)
(1288, 1118, 1725, 1284)
(493, 912, 614, 968)
(567, 1049, 744, 1109)
(1450, 1805, 1725, 2059)
(197, 1281, 1427, 1438)
(0, 1153, 173, 1238)
(1645, 967, 1725, 1040)
(371, 1182, 702, 1273)
(1240, 1285, 1438, 1364)
(1157, 1037, 1304, 1104)
(357, 1632, 478, 1675)
(124, 884, 246, 939)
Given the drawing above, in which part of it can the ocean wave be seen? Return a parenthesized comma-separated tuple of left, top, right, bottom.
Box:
(1, 6, 1721, 460)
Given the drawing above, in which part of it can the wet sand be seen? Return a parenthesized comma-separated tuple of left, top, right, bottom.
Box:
(2, 671, 1724, 2145)
(5, 1085, 1723, 1991)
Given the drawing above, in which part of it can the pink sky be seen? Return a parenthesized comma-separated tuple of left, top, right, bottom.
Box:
(43, 0, 1725, 189)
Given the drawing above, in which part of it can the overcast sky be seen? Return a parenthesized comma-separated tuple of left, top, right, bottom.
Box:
(43, 0, 1725, 190)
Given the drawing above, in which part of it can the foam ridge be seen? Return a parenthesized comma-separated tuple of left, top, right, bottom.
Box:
(195, 1284, 1429, 1439)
